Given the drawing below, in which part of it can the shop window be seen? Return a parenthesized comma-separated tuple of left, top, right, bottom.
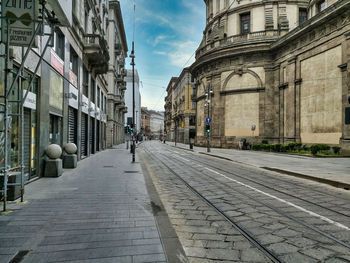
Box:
(299, 8, 307, 25)
(240, 13, 250, 34)
(49, 114, 62, 146)
(317, 0, 326, 13)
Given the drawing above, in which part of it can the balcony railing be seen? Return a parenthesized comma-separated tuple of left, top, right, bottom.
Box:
(83, 34, 110, 74)
(197, 30, 280, 57)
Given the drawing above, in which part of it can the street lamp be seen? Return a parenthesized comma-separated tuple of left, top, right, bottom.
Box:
(130, 42, 136, 163)
(205, 84, 213, 153)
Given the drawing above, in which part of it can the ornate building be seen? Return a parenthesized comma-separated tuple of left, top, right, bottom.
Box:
(191, 0, 350, 152)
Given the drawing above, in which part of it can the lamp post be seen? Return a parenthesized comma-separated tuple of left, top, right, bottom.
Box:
(130, 42, 136, 163)
(205, 84, 213, 153)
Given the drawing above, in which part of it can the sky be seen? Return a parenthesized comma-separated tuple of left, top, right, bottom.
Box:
(119, 0, 206, 111)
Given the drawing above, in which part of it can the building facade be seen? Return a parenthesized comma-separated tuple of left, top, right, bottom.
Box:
(171, 68, 196, 144)
(191, 0, 350, 152)
(0, 0, 128, 181)
(141, 107, 151, 138)
(150, 111, 164, 140)
(164, 77, 177, 141)
(125, 69, 142, 134)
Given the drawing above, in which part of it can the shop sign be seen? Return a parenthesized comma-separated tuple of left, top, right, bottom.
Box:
(96, 107, 101, 120)
(68, 84, 78, 109)
(1, 0, 38, 46)
(69, 70, 77, 87)
(81, 95, 89, 114)
(23, 89, 36, 110)
(50, 50, 64, 75)
(89, 102, 95, 117)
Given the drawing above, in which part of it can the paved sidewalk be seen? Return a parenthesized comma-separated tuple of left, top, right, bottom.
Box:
(0, 145, 167, 263)
(170, 142, 350, 189)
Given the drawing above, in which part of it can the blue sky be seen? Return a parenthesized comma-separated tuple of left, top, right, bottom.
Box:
(119, 0, 206, 111)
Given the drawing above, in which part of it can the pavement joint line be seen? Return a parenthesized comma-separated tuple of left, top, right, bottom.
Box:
(204, 167, 350, 231)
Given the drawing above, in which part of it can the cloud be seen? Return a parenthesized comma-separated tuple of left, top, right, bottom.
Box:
(153, 51, 167, 56)
(167, 41, 198, 67)
(153, 35, 168, 46)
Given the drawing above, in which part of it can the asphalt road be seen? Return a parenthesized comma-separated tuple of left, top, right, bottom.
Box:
(139, 141, 350, 263)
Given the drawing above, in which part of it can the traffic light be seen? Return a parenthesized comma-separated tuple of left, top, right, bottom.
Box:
(205, 124, 210, 133)
(124, 126, 128, 134)
(130, 124, 133, 133)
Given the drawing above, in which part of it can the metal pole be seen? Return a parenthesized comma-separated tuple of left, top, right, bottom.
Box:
(207, 85, 210, 153)
(130, 42, 135, 163)
(3, 19, 10, 211)
(20, 47, 24, 202)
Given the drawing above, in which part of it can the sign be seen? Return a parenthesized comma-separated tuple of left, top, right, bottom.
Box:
(69, 71, 78, 87)
(51, 50, 64, 75)
(81, 95, 89, 114)
(206, 117, 211, 124)
(2, 0, 37, 46)
(68, 84, 79, 109)
(23, 90, 36, 110)
(181, 121, 184, 128)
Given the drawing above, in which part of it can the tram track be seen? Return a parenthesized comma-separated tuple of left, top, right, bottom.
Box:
(141, 143, 350, 262)
(167, 146, 350, 219)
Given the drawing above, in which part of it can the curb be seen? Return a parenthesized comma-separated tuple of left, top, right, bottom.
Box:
(170, 145, 350, 191)
(261, 167, 350, 190)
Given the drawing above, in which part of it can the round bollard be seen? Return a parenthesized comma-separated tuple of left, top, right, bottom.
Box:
(64, 143, 77, 154)
(46, 144, 62, 159)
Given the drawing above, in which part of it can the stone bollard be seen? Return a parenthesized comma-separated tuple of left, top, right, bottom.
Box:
(63, 143, 78, 169)
(44, 144, 63, 177)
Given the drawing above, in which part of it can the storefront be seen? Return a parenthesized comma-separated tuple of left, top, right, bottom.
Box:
(68, 84, 79, 145)
(81, 95, 89, 158)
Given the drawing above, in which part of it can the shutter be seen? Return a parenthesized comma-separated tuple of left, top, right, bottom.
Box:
(96, 121, 100, 151)
(81, 113, 87, 157)
(23, 109, 31, 175)
(68, 107, 77, 144)
(89, 117, 95, 154)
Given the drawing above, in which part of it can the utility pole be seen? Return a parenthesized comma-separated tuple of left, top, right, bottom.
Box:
(130, 42, 136, 163)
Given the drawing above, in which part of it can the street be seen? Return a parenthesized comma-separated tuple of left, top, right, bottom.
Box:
(139, 141, 350, 263)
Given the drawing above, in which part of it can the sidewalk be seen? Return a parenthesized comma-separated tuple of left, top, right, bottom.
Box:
(0, 145, 167, 263)
(170, 142, 350, 190)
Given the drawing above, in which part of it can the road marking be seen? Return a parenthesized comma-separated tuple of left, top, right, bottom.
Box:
(205, 167, 350, 231)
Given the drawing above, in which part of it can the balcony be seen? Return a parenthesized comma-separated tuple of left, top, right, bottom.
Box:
(83, 34, 110, 74)
(196, 30, 280, 58)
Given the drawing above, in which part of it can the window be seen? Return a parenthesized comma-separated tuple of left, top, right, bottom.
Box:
(70, 46, 79, 75)
(97, 87, 100, 108)
(83, 67, 89, 97)
(317, 0, 326, 12)
(55, 30, 65, 60)
(240, 13, 250, 34)
(90, 77, 95, 103)
(299, 8, 307, 25)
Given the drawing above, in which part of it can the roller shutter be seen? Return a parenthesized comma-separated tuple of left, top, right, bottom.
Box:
(68, 107, 77, 144)
(23, 108, 31, 175)
(81, 113, 88, 157)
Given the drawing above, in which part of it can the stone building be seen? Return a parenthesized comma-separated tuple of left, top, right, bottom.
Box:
(164, 77, 178, 141)
(0, 0, 128, 180)
(141, 107, 151, 138)
(124, 69, 142, 134)
(191, 0, 350, 152)
(107, 1, 128, 147)
(171, 68, 196, 144)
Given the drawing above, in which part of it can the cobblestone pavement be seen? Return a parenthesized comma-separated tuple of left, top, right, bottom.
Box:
(139, 141, 350, 263)
(0, 146, 166, 263)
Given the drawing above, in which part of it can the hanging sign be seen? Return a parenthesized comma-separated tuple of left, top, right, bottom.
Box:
(1, 0, 37, 46)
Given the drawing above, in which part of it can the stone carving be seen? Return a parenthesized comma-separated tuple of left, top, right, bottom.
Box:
(64, 143, 77, 154)
(46, 144, 62, 159)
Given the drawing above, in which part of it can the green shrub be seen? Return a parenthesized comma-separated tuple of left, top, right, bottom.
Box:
(310, 144, 330, 155)
(332, 146, 341, 154)
(280, 145, 288, 152)
(251, 143, 261, 150)
(302, 144, 310, 151)
(272, 144, 282, 152)
(261, 139, 269, 144)
(288, 142, 297, 151)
